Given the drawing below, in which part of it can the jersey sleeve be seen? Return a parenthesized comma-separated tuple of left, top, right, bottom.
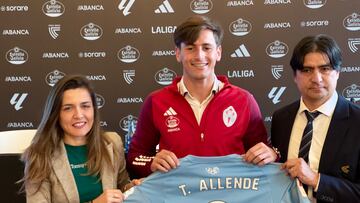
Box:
(126, 94, 160, 178)
(242, 93, 269, 150)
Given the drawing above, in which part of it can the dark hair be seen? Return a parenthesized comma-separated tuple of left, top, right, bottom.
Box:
(174, 15, 223, 48)
(290, 34, 342, 73)
(20, 75, 114, 194)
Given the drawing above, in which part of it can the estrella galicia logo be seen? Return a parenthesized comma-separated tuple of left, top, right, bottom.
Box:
(190, 0, 213, 14)
(119, 115, 138, 132)
(45, 69, 66, 86)
(266, 40, 288, 58)
(80, 23, 103, 40)
(155, 68, 177, 85)
(42, 0, 65, 17)
(268, 87, 286, 104)
(95, 94, 105, 109)
(10, 93, 28, 111)
(6, 47, 28, 65)
(342, 84, 360, 103)
(117, 46, 140, 63)
(118, 0, 135, 16)
(303, 0, 326, 9)
(343, 13, 360, 31)
(229, 18, 252, 36)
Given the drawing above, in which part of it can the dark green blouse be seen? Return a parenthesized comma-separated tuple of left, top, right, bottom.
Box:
(65, 144, 103, 203)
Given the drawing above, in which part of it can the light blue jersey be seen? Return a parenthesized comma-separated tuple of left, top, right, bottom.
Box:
(124, 154, 310, 203)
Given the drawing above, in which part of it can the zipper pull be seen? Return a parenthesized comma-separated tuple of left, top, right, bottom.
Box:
(200, 133, 204, 142)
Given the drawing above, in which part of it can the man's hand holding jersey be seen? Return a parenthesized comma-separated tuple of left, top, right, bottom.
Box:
(150, 143, 277, 173)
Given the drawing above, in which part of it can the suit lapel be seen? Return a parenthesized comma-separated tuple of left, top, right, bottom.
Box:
(101, 141, 115, 190)
(319, 96, 349, 172)
(52, 142, 79, 202)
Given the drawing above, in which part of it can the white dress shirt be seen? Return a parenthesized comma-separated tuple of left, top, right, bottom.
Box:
(288, 92, 338, 201)
(178, 75, 224, 125)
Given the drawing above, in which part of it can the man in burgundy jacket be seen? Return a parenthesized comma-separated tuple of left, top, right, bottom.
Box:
(127, 15, 277, 178)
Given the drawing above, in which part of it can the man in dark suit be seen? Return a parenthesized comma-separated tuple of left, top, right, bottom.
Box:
(271, 34, 360, 202)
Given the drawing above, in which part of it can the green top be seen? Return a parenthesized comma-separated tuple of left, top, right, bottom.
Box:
(65, 144, 103, 203)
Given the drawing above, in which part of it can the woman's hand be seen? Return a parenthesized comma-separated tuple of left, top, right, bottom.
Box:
(92, 189, 124, 203)
(123, 178, 143, 191)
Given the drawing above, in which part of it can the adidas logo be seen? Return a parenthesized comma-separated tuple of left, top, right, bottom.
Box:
(231, 44, 250, 58)
(164, 107, 177, 116)
(155, 0, 174, 13)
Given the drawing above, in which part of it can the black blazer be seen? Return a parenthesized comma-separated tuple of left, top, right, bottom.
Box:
(271, 96, 360, 203)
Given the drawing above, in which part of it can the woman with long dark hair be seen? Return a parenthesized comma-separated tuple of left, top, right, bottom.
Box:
(20, 75, 133, 203)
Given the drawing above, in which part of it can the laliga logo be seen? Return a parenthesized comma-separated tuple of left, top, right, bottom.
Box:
(45, 69, 66, 86)
(155, 67, 177, 85)
(229, 18, 252, 36)
(80, 23, 103, 40)
(268, 87, 286, 104)
(10, 93, 28, 111)
(6, 47, 28, 65)
(119, 115, 138, 132)
(117, 45, 140, 63)
(303, 0, 326, 9)
(118, 0, 135, 16)
(42, 0, 65, 17)
(343, 13, 360, 31)
(190, 0, 213, 14)
(342, 84, 360, 103)
(266, 40, 288, 58)
(95, 94, 105, 109)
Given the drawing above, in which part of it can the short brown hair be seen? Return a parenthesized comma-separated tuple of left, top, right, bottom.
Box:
(174, 15, 223, 48)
